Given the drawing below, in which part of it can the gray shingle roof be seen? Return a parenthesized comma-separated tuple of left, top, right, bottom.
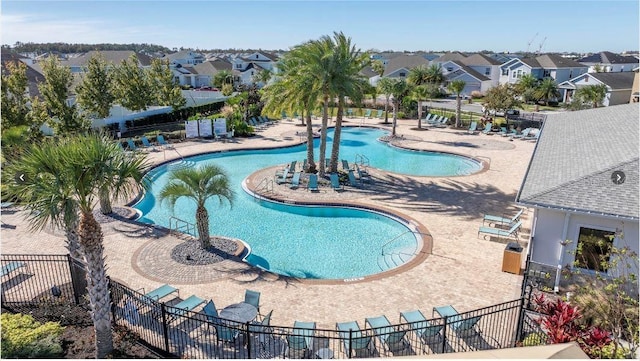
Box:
(589, 72, 635, 90)
(65, 50, 153, 67)
(536, 54, 585, 69)
(433, 52, 468, 63)
(517, 103, 639, 219)
(383, 55, 429, 76)
(579, 51, 640, 65)
(448, 61, 490, 81)
(461, 53, 501, 66)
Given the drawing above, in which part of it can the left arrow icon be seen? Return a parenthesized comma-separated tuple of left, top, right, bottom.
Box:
(14, 173, 28, 184)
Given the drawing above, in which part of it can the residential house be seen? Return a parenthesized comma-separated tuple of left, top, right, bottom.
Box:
(578, 51, 640, 73)
(516, 104, 638, 291)
(1, 50, 44, 98)
(459, 53, 502, 88)
(360, 66, 380, 86)
(227, 51, 278, 87)
(63, 50, 153, 73)
(499, 54, 588, 85)
(558, 72, 635, 106)
(430, 52, 468, 66)
(439, 60, 492, 95)
(382, 54, 429, 79)
(165, 50, 205, 67)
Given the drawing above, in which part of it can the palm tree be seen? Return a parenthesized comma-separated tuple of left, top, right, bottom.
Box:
(407, 65, 432, 129)
(377, 77, 394, 124)
(425, 64, 445, 86)
(388, 78, 411, 137)
(575, 84, 608, 108)
(515, 73, 539, 102)
(407, 65, 430, 86)
(6, 134, 146, 357)
(159, 165, 234, 249)
(371, 60, 385, 78)
(98, 140, 150, 214)
(535, 78, 560, 106)
(447, 80, 466, 128)
(410, 85, 430, 129)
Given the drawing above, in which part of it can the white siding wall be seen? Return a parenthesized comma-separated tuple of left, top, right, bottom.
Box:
(530, 209, 567, 267)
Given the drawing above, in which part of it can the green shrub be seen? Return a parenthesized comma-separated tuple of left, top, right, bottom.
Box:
(597, 343, 627, 359)
(521, 332, 546, 346)
(396, 111, 405, 119)
(1, 313, 65, 358)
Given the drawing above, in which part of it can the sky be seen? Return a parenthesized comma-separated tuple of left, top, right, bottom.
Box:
(1, 0, 638, 54)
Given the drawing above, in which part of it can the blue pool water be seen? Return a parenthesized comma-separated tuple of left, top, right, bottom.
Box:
(134, 127, 482, 279)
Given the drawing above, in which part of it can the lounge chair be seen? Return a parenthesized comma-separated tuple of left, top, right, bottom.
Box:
(336, 321, 374, 358)
(347, 108, 354, 118)
(290, 172, 301, 189)
(468, 121, 478, 134)
(169, 295, 205, 316)
(355, 164, 371, 183)
(275, 167, 290, 185)
(433, 117, 449, 128)
(477, 220, 522, 240)
(497, 127, 508, 136)
(307, 174, 319, 192)
(522, 129, 539, 141)
(1, 261, 26, 278)
(364, 109, 372, 119)
(281, 111, 288, 120)
(140, 136, 157, 151)
(426, 115, 441, 125)
(483, 208, 524, 227)
(286, 321, 316, 358)
(244, 289, 261, 314)
(341, 159, 352, 171)
(433, 305, 499, 351)
(376, 109, 384, 119)
(330, 173, 343, 191)
(421, 113, 434, 126)
(501, 128, 517, 137)
(481, 123, 493, 134)
(510, 128, 531, 140)
(126, 139, 138, 151)
(143, 284, 179, 302)
(400, 310, 444, 353)
(365, 315, 409, 354)
(156, 135, 173, 149)
(347, 170, 359, 187)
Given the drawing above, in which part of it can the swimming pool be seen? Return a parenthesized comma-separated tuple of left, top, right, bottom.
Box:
(134, 127, 481, 279)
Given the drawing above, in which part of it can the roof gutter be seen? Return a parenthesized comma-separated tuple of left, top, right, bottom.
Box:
(515, 199, 639, 222)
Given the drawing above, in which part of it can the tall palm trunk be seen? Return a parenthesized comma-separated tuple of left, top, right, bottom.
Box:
(319, 94, 329, 177)
(77, 211, 113, 358)
(455, 94, 462, 128)
(392, 99, 399, 136)
(195, 205, 210, 249)
(305, 110, 316, 173)
(384, 96, 390, 124)
(417, 100, 422, 129)
(99, 188, 112, 214)
(329, 97, 345, 173)
(64, 223, 83, 262)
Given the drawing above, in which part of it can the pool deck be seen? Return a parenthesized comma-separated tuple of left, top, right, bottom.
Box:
(0, 116, 536, 330)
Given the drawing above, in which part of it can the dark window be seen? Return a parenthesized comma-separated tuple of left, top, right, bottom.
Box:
(485, 68, 490, 76)
(446, 67, 453, 72)
(399, 72, 406, 77)
(575, 227, 615, 272)
(502, 68, 509, 76)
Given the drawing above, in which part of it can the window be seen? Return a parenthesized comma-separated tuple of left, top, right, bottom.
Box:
(543, 70, 551, 78)
(399, 72, 406, 77)
(513, 69, 523, 79)
(236, 64, 242, 69)
(446, 67, 453, 72)
(575, 227, 615, 272)
(502, 68, 509, 76)
(485, 68, 491, 76)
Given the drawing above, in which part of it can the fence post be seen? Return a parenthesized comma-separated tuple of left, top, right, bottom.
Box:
(246, 321, 252, 359)
(515, 297, 526, 345)
(442, 316, 448, 353)
(348, 329, 353, 359)
(160, 303, 170, 353)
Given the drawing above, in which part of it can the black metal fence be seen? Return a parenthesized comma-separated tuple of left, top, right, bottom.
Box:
(2, 254, 549, 358)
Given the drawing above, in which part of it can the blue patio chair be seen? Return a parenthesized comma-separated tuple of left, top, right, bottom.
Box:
(290, 172, 301, 189)
(284, 321, 316, 358)
(355, 164, 371, 183)
(126, 139, 138, 151)
(1, 261, 27, 278)
(421, 113, 434, 126)
(143, 284, 179, 302)
(307, 174, 319, 192)
(156, 135, 173, 149)
(140, 136, 157, 151)
(365, 315, 409, 354)
(376, 109, 384, 119)
(433, 305, 499, 351)
(244, 289, 261, 314)
(483, 208, 524, 227)
(433, 117, 449, 128)
(467, 121, 478, 134)
(169, 295, 205, 317)
(497, 127, 508, 136)
(477, 220, 522, 240)
(341, 159, 352, 171)
(364, 109, 372, 118)
(400, 310, 444, 353)
(481, 122, 493, 134)
(347, 170, 359, 187)
(275, 167, 290, 185)
(330, 173, 343, 191)
(281, 110, 288, 120)
(427, 115, 441, 125)
(510, 128, 532, 140)
(347, 108, 354, 118)
(336, 320, 374, 358)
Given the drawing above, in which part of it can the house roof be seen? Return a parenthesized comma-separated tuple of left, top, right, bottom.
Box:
(536, 54, 585, 69)
(516, 103, 639, 220)
(383, 55, 429, 76)
(193, 60, 232, 76)
(1, 53, 46, 99)
(589, 72, 635, 90)
(165, 50, 205, 61)
(447, 61, 490, 81)
(518, 57, 542, 68)
(433, 52, 468, 63)
(64, 50, 153, 67)
(578, 51, 640, 65)
(360, 66, 378, 78)
(460, 53, 501, 66)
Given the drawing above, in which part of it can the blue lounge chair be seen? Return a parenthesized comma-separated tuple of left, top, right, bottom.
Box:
(126, 139, 138, 151)
(355, 164, 371, 183)
(141, 136, 157, 151)
(468, 121, 478, 134)
(307, 174, 319, 192)
(1, 261, 26, 278)
(144, 284, 179, 302)
(336, 321, 374, 358)
(376, 109, 384, 119)
(286, 321, 316, 358)
(433, 305, 498, 351)
(510, 128, 532, 140)
(156, 135, 173, 149)
(478, 220, 523, 240)
(481, 122, 493, 134)
(426, 115, 441, 125)
(275, 167, 290, 185)
(330, 173, 343, 191)
(281, 111, 288, 120)
(522, 129, 540, 141)
(497, 127, 508, 136)
(290, 172, 301, 189)
(483, 208, 524, 227)
(501, 128, 517, 137)
(433, 117, 449, 128)
(364, 109, 372, 119)
(244, 289, 261, 314)
(347, 108, 354, 118)
(365, 315, 409, 354)
(341, 159, 352, 171)
(400, 310, 444, 353)
(347, 170, 359, 187)
(169, 295, 205, 316)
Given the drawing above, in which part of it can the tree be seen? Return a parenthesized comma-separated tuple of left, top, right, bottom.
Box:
(112, 54, 154, 112)
(407, 64, 430, 87)
(388, 78, 411, 137)
(447, 80, 466, 128)
(575, 84, 608, 108)
(377, 77, 394, 124)
(534, 78, 560, 106)
(75, 53, 115, 119)
(38, 56, 89, 134)
(159, 165, 234, 249)
(483, 84, 523, 127)
(371, 60, 385, 77)
(148, 58, 186, 111)
(5, 134, 146, 357)
(213, 70, 233, 89)
(407, 65, 432, 129)
(424, 64, 445, 86)
(1, 61, 32, 128)
(253, 68, 272, 87)
(515, 73, 539, 104)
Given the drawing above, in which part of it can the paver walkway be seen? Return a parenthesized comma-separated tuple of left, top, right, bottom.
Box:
(1, 117, 536, 329)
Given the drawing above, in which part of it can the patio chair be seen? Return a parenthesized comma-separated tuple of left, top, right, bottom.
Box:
(468, 121, 478, 134)
(143, 284, 179, 302)
(156, 135, 173, 149)
(400, 310, 444, 353)
(281, 110, 288, 120)
(364, 109, 372, 119)
(126, 139, 138, 151)
(140, 136, 157, 151)
(336, 320, 374, 358)
(275, 167, 290, 185)
(347, 108, 354, 118)
(433, 117, 449, 128)
(244, 289, 261, 314)
(290, 172, 301, 189)
(483, 208, 524, 227)
(1, 261, 27, 278)
(522, 129, 539, 141)
(341, 159, 352, 171)
(497, 127, 508, 136)
(510, 128, 532, 140)
(330, 173, 344, 191)
(169, 295, 205, 316)
(501, 128, 517, 137)
(433, 305, 499, 351)
(477, 220, 522, 240)
(376, 109, 384, 119)
(426, 115, 441, 125)
(355, 164, 371, 183)
(365, 315, 409, 354)
(285, 321, 316, 358)
(347, 170, 360, 187)
(481, 122, 493, 134)
(307, 174, 319, 192)
(203, 300, 240, 344)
